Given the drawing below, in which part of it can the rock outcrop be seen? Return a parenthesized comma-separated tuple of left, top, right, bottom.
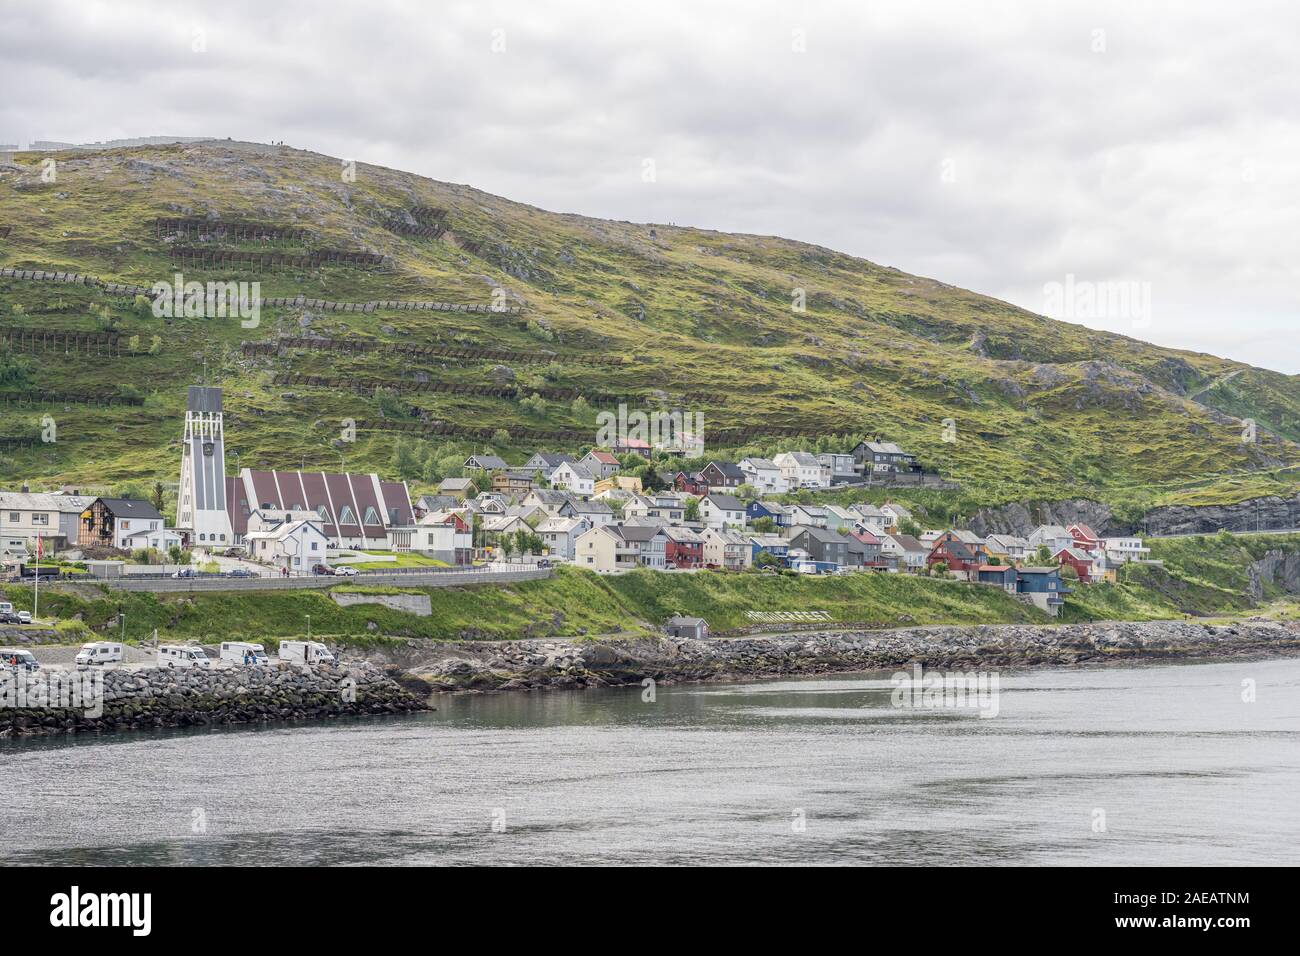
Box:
(401, 620, 1300, 693)
(0, 661, 427, 737)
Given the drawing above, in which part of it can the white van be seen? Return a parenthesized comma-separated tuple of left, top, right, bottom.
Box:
(277, 640, 336, 665)
(157, 645, 211, 669)
(75, 642, 124, 666)
(220, 641, 269, 666)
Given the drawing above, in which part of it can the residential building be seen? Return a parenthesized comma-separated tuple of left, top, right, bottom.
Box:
(880, 532, 928, 572)
(522, 489, 573, 515)
(673, 471, 710, 496)
(464, 454, 509, 471)
(748, 533, 790, 565)
(490, 471, 536, 497)
(699, 493, 746, 530)
(701, 461, 745, 492)
(786, 504, 827, 529)
(976, 564, 1019, 593)
(823, 505, 859, 532)
(738, 457, 787, 494)
(1016, 567, 1070, 616)
(121, 526, 184, 554)
(246, 517, 328, 571)
(594, 475, 643, 496)
(985, 534, 1030, 562)
(624, 494, 685, 524)
(0, 490, 93, 552)
(848, 529, 885, 567)
(928, 534, 981, 579)
(774, 451, 826, 489)
(1102, 535, 1151, 563)
(1028, 525, 1073, 555)
(880, 502, 914, 526)
(1068, 523, 1104, 553)
(619, 524, 668, 569)
(702, 528, 753, 570)
(746, 500, 788, 529)
(815, 453, 857, 485)
(536, 516, 588, 561)
(559, 498, 616, 528)
(437, 477, 478, 499)
(549, 461, 595, 498)
(850, 503, 892, 534)
(663, 525, 705, 568)
(416, 511, 473, 565)
(77, 498, 167, 551)
(787, 525, 849, 566)
(1054, 547, 1098, 584)
(580, 450, 622, 480)
(852, 439, 918, 475)
(521, 452, 577, 480)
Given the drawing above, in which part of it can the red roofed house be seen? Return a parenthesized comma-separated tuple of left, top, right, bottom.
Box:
(928, 533, 981, 580)
(1068, 523, 1103, 553)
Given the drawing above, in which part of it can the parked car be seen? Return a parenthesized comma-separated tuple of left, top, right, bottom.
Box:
(312, 564, 335, 576)
(2, 649, 40, 671)
(16, 611, 31, 625)
(332, 566, 358, 576)
(0, 611, 20, 625)
(158, 645, 210, 669)
(225, 568, 257, 578)
(223, 548, 245, 557)
(75, 642, 124, 666)
(171, 568, 195, 578)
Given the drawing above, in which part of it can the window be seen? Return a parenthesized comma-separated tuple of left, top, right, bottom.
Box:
(33, 513, 49, 525)
(338, 506, 355, 524)
(363, 506, 379, 525)
(199, 533, 206, 541)
(8, 513, 17, 522)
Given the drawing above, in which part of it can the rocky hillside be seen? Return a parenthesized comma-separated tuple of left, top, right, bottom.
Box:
(1, 139, 1298, 510)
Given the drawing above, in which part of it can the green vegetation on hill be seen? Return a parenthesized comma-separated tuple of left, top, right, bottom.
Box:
(1, 140, 1299, 516)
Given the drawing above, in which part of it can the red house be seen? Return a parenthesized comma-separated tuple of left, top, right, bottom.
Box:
(928, 536, 981, 578)
(1068, 523, 1103, 552)
(674, 471, 710, 496)
(1053, 547, 1097, 584)
(663, 526, 704, 569)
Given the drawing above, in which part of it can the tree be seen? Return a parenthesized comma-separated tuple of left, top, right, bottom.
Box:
(1034, 545, 1053, 565)
(752, 516, 776, 534)
(150, 481, 166, 515)
(898, 517, 923, 538)
(683, 497, 700, 522)
(736, 483, 757, 502)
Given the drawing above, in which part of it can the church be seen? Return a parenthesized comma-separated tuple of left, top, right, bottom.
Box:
(176, 386, 414, 551)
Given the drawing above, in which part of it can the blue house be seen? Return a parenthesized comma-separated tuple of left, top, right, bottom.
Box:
(1016, 566, 1070, 616)
(976, 565, 1018, 592)
(747, 500, 788, 528)
(748, 533, 789, 564)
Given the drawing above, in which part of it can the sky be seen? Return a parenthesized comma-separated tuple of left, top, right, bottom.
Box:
(3, 0, 1298, 372)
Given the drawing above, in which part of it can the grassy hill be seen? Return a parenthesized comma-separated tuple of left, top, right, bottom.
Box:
(2, 139, 1299, 514)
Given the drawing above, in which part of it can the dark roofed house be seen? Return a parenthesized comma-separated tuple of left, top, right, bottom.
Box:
(788, 525, 849, 566)
(464, 454, 509, 471)
(78, 497, 165, 550)
(701, 461, 745, 491)
(664, 616, 709, 639)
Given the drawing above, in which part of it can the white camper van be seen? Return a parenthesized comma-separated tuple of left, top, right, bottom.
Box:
(75, 642, 124, 666)
(277, 640, 336, 665)
(157, 645, 211, 669)
(220, 641, 269, 666)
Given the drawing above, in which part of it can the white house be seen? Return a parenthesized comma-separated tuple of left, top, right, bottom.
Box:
(122, 527, 184, 554)
(786, 504, 828, 529)
(880, 532, 928, 572)
(851, 503, 892, 534)
(880, 503, 913, 526)
(536, 516, 589, 561)
(549, 461, 595, 498)
(1102, 536, 1151, 563)
(246, 518, 328, 571)
(738, 457, 788, 494)
(702, 528, 753, 570)
(985, 534, 1030, 562)
(1029, 525, 1073, 555)
(774, 451, 827, 489)
(699, 494, 747, 530)
(416, 512, 473, 565)
(815, 453, 857, 485)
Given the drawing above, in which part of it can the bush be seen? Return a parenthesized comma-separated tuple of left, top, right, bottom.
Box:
(55, 619, 92, 639)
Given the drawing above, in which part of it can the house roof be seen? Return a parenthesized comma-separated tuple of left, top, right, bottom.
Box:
(619, 524, 666, 543)
(792, 505, 827, 517)
(536, 516, 585, 534)
(860, 440, 907, 455)
(665, 616, 707, 627)
(556, 461, 594, 480)
(887, 533, 927, 552)
(706, 461, 745, 480)
(662, 525, 704, 543)
(1070, 522, 1100, 539)
(704, 493, 744, 511)
(791, 525, 847, 545)
(438, 477, 476, 491)
(739, 457, 779, 470)
(98, 498, 164, 521)
(465, 455, 509, 470)
(850, 530, 881, 544)
(584, 450, 620, 465)
(852, 503, 887, 518)
(0, 491, 94, 514)
(977, 564, 1016, 573)
(1018, 566, 1062, 575)
(933, 538, 978, 561)
(567, 499, 613, 515)
(780, 451, 820, 466)
(1033, 524, 1071, 538)
(881, 502, 913, 518)
(1055, 547, 1094, 561)
(528, 452, 575, 468)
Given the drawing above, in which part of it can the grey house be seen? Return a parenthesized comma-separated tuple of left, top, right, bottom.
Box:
(664, 616, 709, 639)
(788, 525, 849, 566)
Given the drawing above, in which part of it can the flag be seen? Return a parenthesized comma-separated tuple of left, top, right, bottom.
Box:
(35, 535, 42, 560)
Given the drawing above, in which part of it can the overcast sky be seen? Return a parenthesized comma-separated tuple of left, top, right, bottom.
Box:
(3, 1, 1297, 372)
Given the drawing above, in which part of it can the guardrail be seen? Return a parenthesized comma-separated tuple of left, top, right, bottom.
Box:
(67, 564, 553, 592)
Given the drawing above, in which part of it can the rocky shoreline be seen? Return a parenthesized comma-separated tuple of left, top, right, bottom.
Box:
(387, 619, 1300, 693)
(0, 661, 428, 737)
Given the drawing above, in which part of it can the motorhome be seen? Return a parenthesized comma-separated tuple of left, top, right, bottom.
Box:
(74, 642, 124, 666)
(277, 640, 336, 665)
(2, 648, 39, 671)
(157, 645, 211, 669)
(219, 641, 269, 665)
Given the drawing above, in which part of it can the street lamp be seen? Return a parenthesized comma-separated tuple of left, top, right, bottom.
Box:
(306, 614, 311, 640)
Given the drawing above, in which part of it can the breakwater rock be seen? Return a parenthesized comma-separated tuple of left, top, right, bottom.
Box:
(1, 662, 428, 737)
(406, 619, 1300, 693)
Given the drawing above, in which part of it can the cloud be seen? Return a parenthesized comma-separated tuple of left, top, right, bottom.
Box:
(3, 0, 1297, 370)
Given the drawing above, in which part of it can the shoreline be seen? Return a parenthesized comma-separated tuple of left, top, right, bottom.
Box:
(388, 618, 1300, 695)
